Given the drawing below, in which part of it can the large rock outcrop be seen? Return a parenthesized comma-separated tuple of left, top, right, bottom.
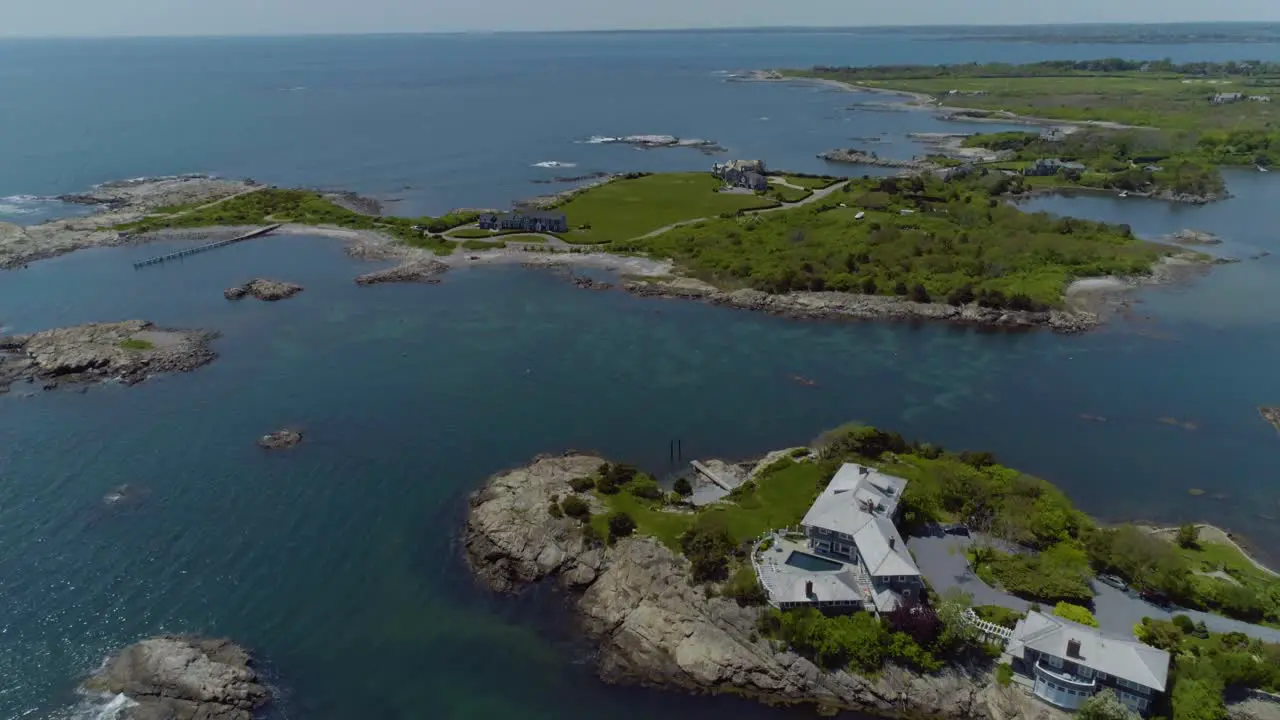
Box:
(0, 320, 216, 392)
(354, 259, 450, 286)
(464, 454, 1046, 718)
(83, 635, 270, 720)
(224, 278, 303, 301)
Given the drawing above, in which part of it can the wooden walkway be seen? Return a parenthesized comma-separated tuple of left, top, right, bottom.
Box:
(691, 460, 742, 492)
(133, 224, 282, 269)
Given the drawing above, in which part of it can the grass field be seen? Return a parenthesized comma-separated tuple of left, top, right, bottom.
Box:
(784, 175, 843, 190)
(768, 183, 814, 203)
(552, 172, 780, 244)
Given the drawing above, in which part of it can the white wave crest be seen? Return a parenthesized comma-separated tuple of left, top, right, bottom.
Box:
(51, 691, 137, 720)
(532, 161, 577, 169)
(580, 136, 618, 145)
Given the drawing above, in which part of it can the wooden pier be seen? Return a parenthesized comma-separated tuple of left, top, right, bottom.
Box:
(691, 460, 743, 492)
(132, 224, 282, 269)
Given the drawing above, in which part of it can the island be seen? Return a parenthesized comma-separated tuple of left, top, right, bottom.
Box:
(1262, 407, 1280, 434)
(0, 320, 216, 393)
(772, 59, 1279, 202)
(223, 278, 304, 301)
(465, 424, 1280, 720)
(82, 635, 270, 720)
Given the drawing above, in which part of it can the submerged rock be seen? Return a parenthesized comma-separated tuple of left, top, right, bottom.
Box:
(1165, 229, 1223, 246)
(83, 635, 270, 720)
(0, 320, 215, 393)
(1261, 407, 1280, 434)
(464, 454, 1037, 718)
(258, 428, 303, 450)
(224, 278, 304, 301)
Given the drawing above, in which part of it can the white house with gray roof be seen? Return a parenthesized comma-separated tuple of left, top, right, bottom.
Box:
(752, 463, 924, 614)
(1007, 611, 1171, 715)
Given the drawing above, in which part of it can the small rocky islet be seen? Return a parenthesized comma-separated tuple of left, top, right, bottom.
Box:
(224, 278, 304, 301)
(82, 635, 270, 720)
(258, 428, 304, 450)
(0, 320, 215, 393)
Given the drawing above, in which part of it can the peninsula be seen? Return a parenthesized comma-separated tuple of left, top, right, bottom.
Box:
(2, 167, 1209, 334)
(772, 59, 1280, 202)
(464, 424, 1280, 720)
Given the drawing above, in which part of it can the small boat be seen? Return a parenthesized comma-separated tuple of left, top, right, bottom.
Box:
(1118, 191, 1129, 198)
(1259, 165, 1271, 173)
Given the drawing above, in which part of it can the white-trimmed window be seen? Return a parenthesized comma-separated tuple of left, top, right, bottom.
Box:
(1046, 655, 1063, 669)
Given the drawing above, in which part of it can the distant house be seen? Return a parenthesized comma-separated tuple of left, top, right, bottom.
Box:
(477, 210, 568, 233)
(1211, 92, 1245, 104)
(1007, 611, 1171, 716)
(1249, 95, 1273, 103)
(1024, 158, 1087, 177)
(713, 159, 769, 190)
(1040, 128, 1067, 142)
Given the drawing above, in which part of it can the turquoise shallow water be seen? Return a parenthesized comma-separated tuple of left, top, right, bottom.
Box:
(3, 27, 1280, 720)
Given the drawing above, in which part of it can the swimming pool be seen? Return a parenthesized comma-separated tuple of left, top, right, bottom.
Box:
(784, 550, 844, 572)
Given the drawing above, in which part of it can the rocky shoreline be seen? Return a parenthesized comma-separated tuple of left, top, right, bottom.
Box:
(354, 258, 450, 285)
(1, 176, 257, 269)
(620, 277, 1100, 333)
(82, 635, 270, 720)
(0, 320, 216, 393)
(819, 148, 935, 170)
(1261, 407, 1280, 434)
(463, 454, 1058, 719)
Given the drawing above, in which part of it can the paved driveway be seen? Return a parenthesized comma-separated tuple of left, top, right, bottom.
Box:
(908, 531, 1280, 644)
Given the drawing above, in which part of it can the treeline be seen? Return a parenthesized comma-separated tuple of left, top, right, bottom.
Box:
(804, 59, 1280, 81)
(1136, 618, 1280, 720)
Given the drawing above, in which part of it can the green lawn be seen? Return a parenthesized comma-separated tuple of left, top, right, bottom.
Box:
(449, 227, 506, 239)
(552, 172, 780, 244)
(784, 175, 843, 190)
(591, 492, 694, 549)
(768, 183, 813, 203)
(458, 239, 507, 250)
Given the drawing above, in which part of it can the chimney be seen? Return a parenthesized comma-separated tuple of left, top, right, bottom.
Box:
(1067, 639, 1082, 659)
(805, 580, 814, 598)
(889, 537, 896, 550)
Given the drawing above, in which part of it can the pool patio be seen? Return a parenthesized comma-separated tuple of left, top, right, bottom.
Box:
(753, 534, 877, 612)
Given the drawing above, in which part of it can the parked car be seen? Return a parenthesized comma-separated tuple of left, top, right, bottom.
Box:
(1098, 574, 1129, 591)
(1141, 589, 1172, 608)
(940, 523, 970, 537)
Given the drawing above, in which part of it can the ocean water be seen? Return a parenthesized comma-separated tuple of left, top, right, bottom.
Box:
(2, 28, 1280, 720)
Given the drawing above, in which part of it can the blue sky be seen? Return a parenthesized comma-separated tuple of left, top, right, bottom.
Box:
(3, 0, 1278, 38)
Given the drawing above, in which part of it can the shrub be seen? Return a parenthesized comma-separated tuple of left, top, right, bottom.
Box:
(548, 501, 564, 519)
(1077, 689, 1138, 720)
(1053, 601, 1099, 627)
(909, 283, 931, 303)
(607, 511, 637, 541)
(629, 476, 663, 500)
(995, 662, 1013, 687)
(673, 477, 693, 496)
(119, 338, 154, 351)
(560, 495, 591, 520)
(596, 463, 639, 494)
(723, 566, 768, 606)
(975, 605, 1026, 629)
(681, 513, 737, 583)
(1172, 614, 1196, 634)
(582, 522, 604, 547)
(569, 476, 596, 493)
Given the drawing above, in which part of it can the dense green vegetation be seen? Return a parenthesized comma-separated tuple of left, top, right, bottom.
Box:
(550, 172, 780, 244)
(1053, 601, 1099, 627)
(965, 129, 1227, 197)
(782, 174, 843, 190)
(117, 188, 471, 255)
(616, 172, 1166, 308)
(118, 338, 154, 351)
(1134, 618, 1280, 720)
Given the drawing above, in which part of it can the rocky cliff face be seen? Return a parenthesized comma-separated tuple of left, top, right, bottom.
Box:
(464, 454, 1055, 719)
(84, 635, 270, 720)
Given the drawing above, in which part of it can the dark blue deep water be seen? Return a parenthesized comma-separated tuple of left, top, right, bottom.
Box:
(2, 28, 1280, 720)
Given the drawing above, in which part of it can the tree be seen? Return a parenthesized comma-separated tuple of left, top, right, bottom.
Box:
(606, 511, 637, 540)
(909, 284, 931, 303)
(886, 594, 942, 648)
(893, 280, 909, 295)
(673, 477, 693, 496)
(628, 476, 663, 500)
(1077, 689, 1139, 720)
(1176, 523, 1200, 549)
(681, 513, 737, 582)
(860, 277, 878, 295)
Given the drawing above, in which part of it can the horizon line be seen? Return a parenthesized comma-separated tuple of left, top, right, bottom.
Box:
(3, 19, 1280, 41)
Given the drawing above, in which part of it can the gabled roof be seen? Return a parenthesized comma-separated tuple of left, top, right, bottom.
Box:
(801, 464, 918, 579)
(1008, 612, 1170, 692)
